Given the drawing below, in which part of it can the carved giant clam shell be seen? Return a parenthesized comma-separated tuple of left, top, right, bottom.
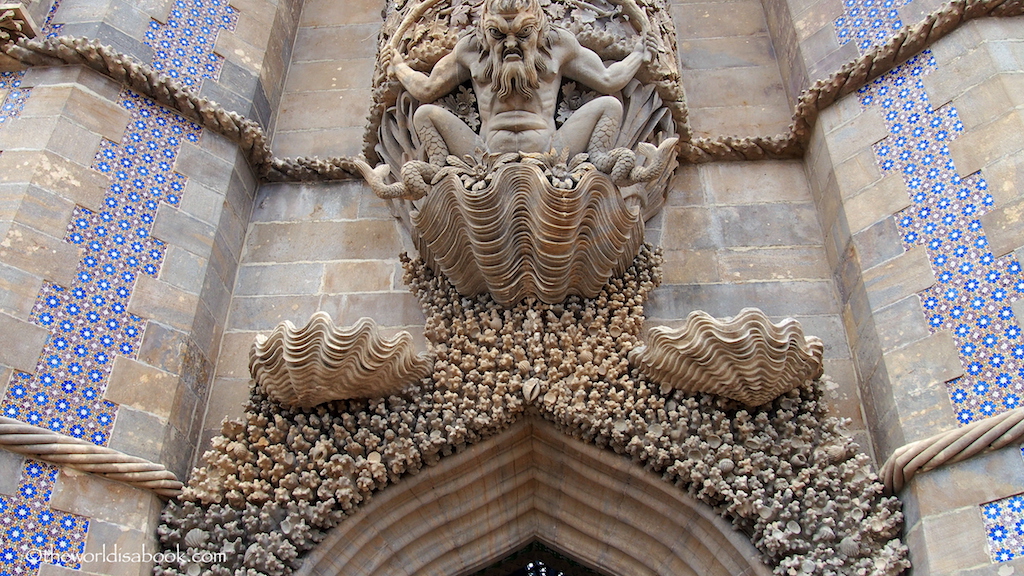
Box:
(630, 308, 824, 406)
(410, 163, 644, 305)
(249, 312, 433, 407)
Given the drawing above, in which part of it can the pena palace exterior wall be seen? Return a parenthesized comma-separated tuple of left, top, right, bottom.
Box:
(0, 0, 1021, 573)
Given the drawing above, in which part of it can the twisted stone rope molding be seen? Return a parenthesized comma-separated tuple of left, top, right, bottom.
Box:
(1, 0, 1019, 176)
(0, 416, 183, 498)
(0, 35, 362, 182)
(880, 406, 1024, 495)
(678, 0, 1024, 163)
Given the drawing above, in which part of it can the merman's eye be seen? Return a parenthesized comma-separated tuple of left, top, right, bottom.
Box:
(489, 28, 503, 39)
(518, 26, 534, 37)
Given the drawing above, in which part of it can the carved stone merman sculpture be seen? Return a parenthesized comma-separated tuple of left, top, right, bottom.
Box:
(354, 0, 680, 305)
(355, 0, 677, 200)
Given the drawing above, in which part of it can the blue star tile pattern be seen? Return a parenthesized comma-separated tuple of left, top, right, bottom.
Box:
(0, 461, 89, 575)
(837, 0, 1024, 430)
(836, 0, 1024, 564)
(0, 92, 201, 444)
(834, 0, 909, 52)
(41, 0, 64, 38)
(858, 53, 1024, 428)
(982, 495, 1024, 563)
(0, 2, 237, 574)
(0, 71, 30, 125)
(144, 0, 237, 89)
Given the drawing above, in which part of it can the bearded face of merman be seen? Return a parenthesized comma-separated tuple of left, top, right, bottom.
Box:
(481, 0, 549, 101)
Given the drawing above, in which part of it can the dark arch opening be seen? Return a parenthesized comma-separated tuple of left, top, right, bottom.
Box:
(467, 540, 612, 576)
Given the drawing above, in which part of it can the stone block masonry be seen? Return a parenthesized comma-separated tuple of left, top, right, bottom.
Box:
(0, 0, 303, 571)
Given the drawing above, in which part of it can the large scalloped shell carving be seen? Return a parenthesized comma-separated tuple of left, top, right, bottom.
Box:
(410, 163, 644, 306)
(630, 308, 824, 406)
(249, 313, 433, 407)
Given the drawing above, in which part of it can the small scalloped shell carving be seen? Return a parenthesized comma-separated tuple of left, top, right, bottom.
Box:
(249, 313, 433, 407)
(630, 308, 824, 406)
(410, 163, 644, 306)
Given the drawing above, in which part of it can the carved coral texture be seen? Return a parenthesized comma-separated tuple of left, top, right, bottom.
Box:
(631, 308, 824, 406)
(249, 312, 433, 407)
(411, 162, 644, 305)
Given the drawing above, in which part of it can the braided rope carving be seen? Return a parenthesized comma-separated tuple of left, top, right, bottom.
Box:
(880, 407, 1024, 495)
(2, 0, 1020, 174)
(0, 35, 363, 182)
(0, 417, 183, 497)
(678, 0, 1024, 163)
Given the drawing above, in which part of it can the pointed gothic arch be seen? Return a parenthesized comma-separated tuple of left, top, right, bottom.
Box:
(295, 418, 772, 576)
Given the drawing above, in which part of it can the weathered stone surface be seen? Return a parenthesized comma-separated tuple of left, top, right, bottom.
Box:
(648, 280, 838, 320)
(127, 275, 199, 334)
(108, 405, 167, 464)
(243, 220, 403, 262)
(233, 262, 325, 296)
(852, 216, 905, 271)
(904, 506, 991, 575)
(908, 447, 1024, 520)
(872, 296, 932, 354)
(662, 206, 723, 250)
(137, 322, 189, 375)
(701, 161, 811, 204)
(0, 184, 76, 237)
(670, 2, 767, 39)
(226, 295, 323, 331)
(0, 150, 108, 212)
(862, 246, 935, 310)
(717, 246, 830, 281)
(0, 311, 49, 373)
(716, 202, 823, 247)
(661, 249, 720, 284)
(0, 448, 25, 496)
(104, 357, 180, 421)
(320, 292, 425, 327)
(152, 204, 217, 258)
(680, 64, 787, 107)
(322, 260, 394, 293)
(0, 222, 82, 288)
(833, 147, 883, 199)
(882, 331, 962, 443)
(979, 196, 1024, 258)
(949, 110, 1024, 176)
(291, 23, 381, 62)
(844, 175, 911, 234)
(21, 84, 130, 143)
(80, 520, 157, 576)
(275, 89, 374, 131)
(678, 36, 782, 71)
(50, 468, 160, 532)
(160, 246, 208, 295)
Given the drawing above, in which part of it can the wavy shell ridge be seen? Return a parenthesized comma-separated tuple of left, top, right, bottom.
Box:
(249, 312, 434, 407)
(411, 164, 643, 305)
(631, 308, 824, 406)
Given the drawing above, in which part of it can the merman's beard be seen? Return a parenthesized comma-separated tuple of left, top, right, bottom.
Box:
(488, 45, 545, 101)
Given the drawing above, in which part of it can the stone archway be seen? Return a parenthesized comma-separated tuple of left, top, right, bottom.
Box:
(295, 418, 771, 576)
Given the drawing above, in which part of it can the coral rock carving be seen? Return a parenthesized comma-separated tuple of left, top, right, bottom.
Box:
(410, 160, 645, 305)
(156, 248, 909, 576)
(631, 308, 825, 406)
(249, 313, 433, 407)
